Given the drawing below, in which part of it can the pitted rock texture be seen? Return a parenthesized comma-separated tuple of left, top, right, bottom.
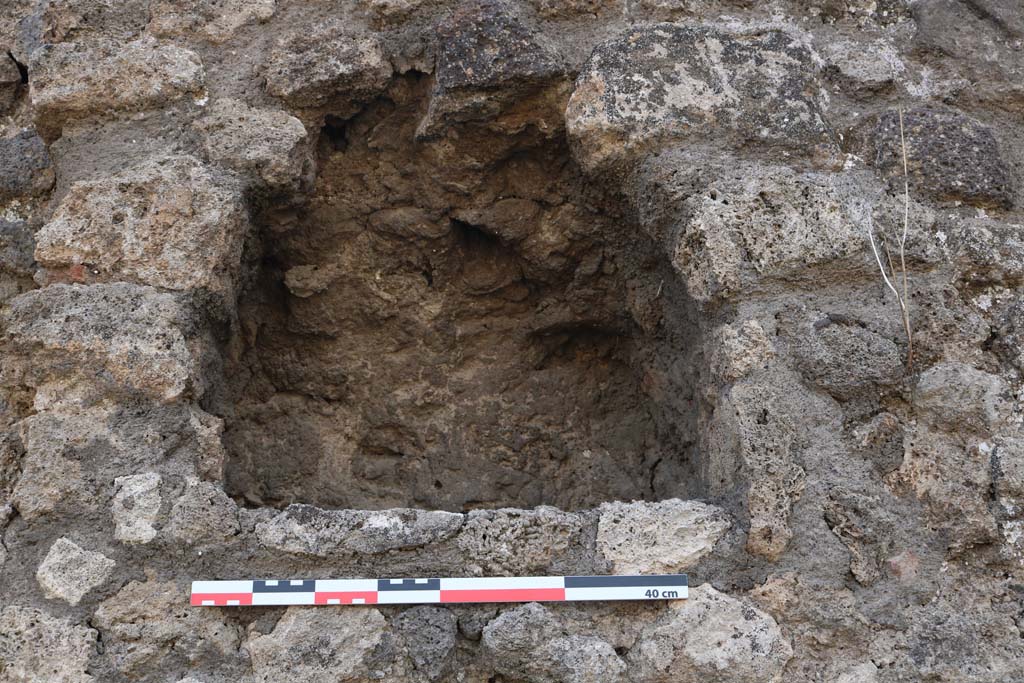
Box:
(34, 155, 248, 294)
(35, 537, 115, 605)
(566, 24, 838, 173)
(2, 0, 1024, 682)
(29, 37, 205, 139)
(3, 283, 205, 404)
(0, 606, 97, 683)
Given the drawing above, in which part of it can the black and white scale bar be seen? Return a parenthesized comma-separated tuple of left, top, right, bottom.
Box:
(190, 574, 688, 606)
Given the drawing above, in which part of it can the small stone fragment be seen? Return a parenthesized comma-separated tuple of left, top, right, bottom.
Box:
(193, 99, 310, 190)
(0, 606, 97, 683)
(708, 319, 774, 382)
(629, 584, 792, 683)
(567, 24, 837, 173)
(112, 473, 162, 544)
(246, 607, 387, 683)
(394, 606, 458, 680)
(596, 499, 730, 573)
(34, 155, 248, 294)
(164, 479, 239, 545)
(264, 23, 391, 109)
(36, 537, 115, 605)
(30, 37, 204, 139)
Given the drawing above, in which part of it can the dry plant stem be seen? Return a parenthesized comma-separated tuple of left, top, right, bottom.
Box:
(866, 105, 914, 371)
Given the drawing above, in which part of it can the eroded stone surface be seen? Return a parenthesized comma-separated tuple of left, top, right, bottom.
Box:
(245, 607, 387, 683)
(256, 503, 463, 556)
(34, 155, 248, 294)
(597, 499, 730, 573)
(30, 37, 204, 138)
(112, 473, 162, 544)
(567, 24, 838, 172)
(0, 606, 97, 683)
(93, 580, 241, 676)
(3, 284, 203, 403)
(630, 584, 793, 683)
(35, 537, 115, 605)
(193, 99, 311, 190)
(264, 23, 391, 109)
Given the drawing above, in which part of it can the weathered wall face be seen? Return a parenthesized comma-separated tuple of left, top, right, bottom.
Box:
(1, 1, 1023, 682)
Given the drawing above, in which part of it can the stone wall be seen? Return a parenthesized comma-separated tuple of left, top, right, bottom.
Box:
(1, 1, 1023, 682)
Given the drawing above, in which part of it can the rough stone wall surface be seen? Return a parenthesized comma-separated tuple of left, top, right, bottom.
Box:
(0, 1, 1022, 682)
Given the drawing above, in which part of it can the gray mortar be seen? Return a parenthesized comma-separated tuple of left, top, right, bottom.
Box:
(1, 1, 1023, 682)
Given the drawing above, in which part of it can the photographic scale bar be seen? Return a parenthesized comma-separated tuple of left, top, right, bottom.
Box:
(191, 574, 688, 607)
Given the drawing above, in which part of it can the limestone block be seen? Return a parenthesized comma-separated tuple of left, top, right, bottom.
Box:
(36, 537, 115, 605)
(0, 129, 54, 201)
(394, 606, 458, 681)
(867, 108, 1015, 209)
(596, 499, 730, 573)
(456, 506, 588, 574)
(112, 473, 162, 544)
(888, 426, 998, 555)
(264, 23, 391, 109)
(417, 0, 568, 137)
(256, 503, 463, 556)
(482, 603, 627, 683)
(915, 362, 1009, 434)
(149, 0, 276, 44)
(93, 580, 241, 675)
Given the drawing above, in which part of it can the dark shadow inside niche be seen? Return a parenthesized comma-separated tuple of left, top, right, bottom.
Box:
(217, 74, 705, 512)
